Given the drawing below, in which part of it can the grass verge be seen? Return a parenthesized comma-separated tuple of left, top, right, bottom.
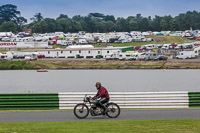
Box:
(0, 120, 199, 133)
(1, 60, 200, 70)
(0, 61, 35, 70)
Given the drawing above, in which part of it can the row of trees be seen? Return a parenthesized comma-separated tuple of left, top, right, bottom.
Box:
(1, 4, 200, 33)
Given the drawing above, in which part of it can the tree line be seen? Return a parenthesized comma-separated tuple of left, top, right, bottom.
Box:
(0, 4, 200, 33)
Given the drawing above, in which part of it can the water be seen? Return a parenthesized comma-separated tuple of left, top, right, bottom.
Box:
(0, 70, 199, 93)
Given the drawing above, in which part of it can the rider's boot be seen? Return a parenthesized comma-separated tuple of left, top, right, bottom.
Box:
(102, 105, 107, 115)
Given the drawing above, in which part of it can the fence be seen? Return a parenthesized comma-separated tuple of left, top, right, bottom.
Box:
(59, 91, 189, 109)
(0, 93, 59, 110)
(188, 92, 200, 107)
(0, 91, 199, 110)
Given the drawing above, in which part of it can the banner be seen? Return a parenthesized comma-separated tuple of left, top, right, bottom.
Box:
(0, 42, 48, 48)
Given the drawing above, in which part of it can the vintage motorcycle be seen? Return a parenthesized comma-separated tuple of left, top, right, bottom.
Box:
(73, 95, 120, 119)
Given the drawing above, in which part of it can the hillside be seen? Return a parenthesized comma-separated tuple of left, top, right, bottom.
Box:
(93, 36, 194, 47)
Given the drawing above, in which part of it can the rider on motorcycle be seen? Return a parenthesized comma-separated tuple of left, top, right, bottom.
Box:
(93, 82, 110, 114)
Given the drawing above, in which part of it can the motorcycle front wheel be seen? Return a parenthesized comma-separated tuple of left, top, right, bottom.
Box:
(73, 103, 89, 119)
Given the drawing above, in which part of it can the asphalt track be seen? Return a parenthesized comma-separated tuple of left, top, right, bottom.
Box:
(0, 109, 200, 123)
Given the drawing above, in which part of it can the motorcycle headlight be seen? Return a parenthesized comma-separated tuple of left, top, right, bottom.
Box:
(84, 97, 88, 102)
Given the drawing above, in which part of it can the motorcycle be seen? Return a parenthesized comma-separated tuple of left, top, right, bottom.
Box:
(73, 95, 120, 119)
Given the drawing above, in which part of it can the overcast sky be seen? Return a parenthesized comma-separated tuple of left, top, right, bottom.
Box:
(1, 0, 200, 21)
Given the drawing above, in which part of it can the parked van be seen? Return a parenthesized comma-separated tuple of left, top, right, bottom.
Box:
(24, 53, 38, 60)
(132, 53, 139, 60)
(119, 53, 134, 60)
(138, 53, 146, 60)
(0, 52, 13, 61)
(194, 46, 200, 56)
(176, 51, 196, 59)
(162, 44, 171, 50)
(105, 53, 119, 60)
(145, 52, 158, 60)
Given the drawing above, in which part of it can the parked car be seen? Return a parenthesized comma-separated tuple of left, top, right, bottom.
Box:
(154, 55, 168, 61)
(184, 44, 193, 49)
(37, 54, 45, 59)
(134, 46, 141, 51)
(169, 43, 177, 49)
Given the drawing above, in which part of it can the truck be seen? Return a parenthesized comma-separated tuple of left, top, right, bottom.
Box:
(176, 51, 196, 59)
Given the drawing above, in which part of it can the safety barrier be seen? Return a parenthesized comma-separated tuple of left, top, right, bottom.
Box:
(0, 93, 59, 110)
(59, 91, 189, 109)
(189, 92, 200, 107)
(1, 91, 199, 110)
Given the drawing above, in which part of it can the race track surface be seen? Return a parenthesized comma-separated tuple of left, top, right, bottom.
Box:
(0, 109, 200, 123)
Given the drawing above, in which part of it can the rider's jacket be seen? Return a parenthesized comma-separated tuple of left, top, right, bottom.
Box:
(94, 86, 110, 99)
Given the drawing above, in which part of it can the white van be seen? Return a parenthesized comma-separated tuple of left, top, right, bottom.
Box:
(105, 53, 119, 60)
(24, 53, 38, 61)
(162, 44, 171, 50)
(145, 52, 158, 60)
(0, 52, 13, 61)
(119, 53, 134, 60)
(176, 51, 195, 59)
(138, 53, 146, 60)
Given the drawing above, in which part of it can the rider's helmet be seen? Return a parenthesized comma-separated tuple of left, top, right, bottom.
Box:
(95, 82, 101, 90)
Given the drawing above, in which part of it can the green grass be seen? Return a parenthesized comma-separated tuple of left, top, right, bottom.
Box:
(0, 120, 199, 133)
(0, 48, 7, 53)
(1, 60, 200, 70)
(93, 42, 151, 47)
(53, 44, 67, 49)
(0, 61, 35, 70)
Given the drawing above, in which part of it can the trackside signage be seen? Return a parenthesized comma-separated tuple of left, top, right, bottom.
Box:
(0, 42, 48, 48)
(0, 42, 17, 46)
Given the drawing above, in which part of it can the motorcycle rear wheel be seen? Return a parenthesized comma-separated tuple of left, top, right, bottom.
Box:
(106, 103, 120, 118)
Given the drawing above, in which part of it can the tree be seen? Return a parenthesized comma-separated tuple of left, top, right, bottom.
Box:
(56, 18, 72, 32)
(30, 13, 43, 23)
(0, 4, 21, 25)
(32, 20, 48, 33)
(116, 18, 130, 32)
(88, 13, 105, 19)
(127, 16, 138, 31)
(104, 15, 116, 22)
(43, 18, 57, 33)
(16, 16, 27, 31)
(57, 14, 68, 20)
(0, 21, 17, 32)
(71, 20, 82, 32)
(105, 21, 116, 32)
(160, 15, 173, 31)
(152, 15, 162, 31)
